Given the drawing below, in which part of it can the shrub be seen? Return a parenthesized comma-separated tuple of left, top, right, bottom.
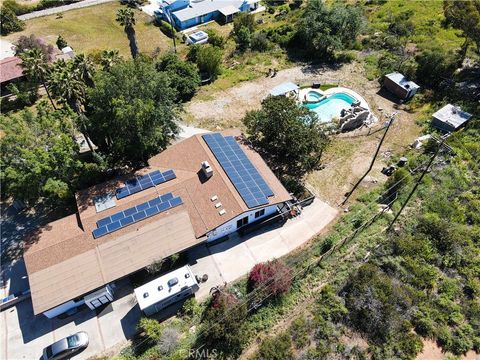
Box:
(138, 317, 163, 342)
(0, 6, 25, 36)
(236, 26, 252, 52)
(205, 28, 225, 48)
(251, 31, 272, 52)
(56, 35, 68, 50)
(254, 332, 294, 360)
(157, 327, 180, 355)
(290, 315, 310, 348)
(200, 290, 248, 355)
(233, 12, 255, 34)
(156, 53, 200, 101)
(146, 257, 164, 274)
(248, 260, 292, 298)
(187, 44, 222, 80)
(15, 34, 56, 62)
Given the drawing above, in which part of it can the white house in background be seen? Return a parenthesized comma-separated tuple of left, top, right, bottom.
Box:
(431, 104, 473, 133)
(23, 131, 292, 318)
(134, 265, 199, 316)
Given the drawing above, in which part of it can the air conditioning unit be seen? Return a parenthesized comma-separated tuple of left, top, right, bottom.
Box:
(201, 161, 213, 179)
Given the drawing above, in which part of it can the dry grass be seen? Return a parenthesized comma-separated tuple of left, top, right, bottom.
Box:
(3, 2, 176, 57)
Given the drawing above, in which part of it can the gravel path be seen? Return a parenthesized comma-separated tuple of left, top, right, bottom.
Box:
(18, 0, 116, 20)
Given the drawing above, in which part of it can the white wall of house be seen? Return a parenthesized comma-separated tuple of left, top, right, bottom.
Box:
(207, 204, 278, 241)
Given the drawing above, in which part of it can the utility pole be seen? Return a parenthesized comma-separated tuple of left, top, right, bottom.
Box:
(341, 112, 397, 206)
(387, 134, 449, 231)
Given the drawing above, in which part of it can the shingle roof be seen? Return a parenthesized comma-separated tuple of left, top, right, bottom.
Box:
(24, 132, 291, 314)
(0, 56, 24, 83)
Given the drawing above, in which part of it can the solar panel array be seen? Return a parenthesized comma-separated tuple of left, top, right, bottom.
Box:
(202, 133, 274, 208)
(92, 192, 183, 239)
(116, 170, 176, 200)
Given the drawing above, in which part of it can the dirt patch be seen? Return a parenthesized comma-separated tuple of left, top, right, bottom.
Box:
(416, 339, 479, 360)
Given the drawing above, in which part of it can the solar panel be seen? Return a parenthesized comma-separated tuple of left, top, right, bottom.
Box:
(115, 170, 177, 200)
(203, 133, 274, 208)
(92, 193, 183, 238)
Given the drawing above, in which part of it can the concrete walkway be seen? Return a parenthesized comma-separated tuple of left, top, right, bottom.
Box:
(18, 0, 116, 20)
(187, 199, 338, 299)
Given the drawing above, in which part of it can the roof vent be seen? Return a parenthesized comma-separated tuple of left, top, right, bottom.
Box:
(167, 277, 179, 287)
(201, 161, 213, 179)
(210, 195, 218, 202)
(215, 202, 222, 208)
(157, 285, 163, 291)
(143, 292, 149, 298)
(219, 209, 226, 216)
(185, 273, 190, 278)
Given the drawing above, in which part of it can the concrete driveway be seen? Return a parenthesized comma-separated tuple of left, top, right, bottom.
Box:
(1, 264, 140, 360)
(188, 198, 338, 299)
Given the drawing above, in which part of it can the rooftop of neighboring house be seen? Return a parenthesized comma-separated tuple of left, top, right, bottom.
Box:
(0, 56, 24, 84)
(23, 131, 291, 314)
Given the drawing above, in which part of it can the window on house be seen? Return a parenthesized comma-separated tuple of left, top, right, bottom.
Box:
(236, 216, 248, 229)
(254, 209, 265, 218)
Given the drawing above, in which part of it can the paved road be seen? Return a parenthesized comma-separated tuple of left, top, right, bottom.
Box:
(18, 0, 116, 20)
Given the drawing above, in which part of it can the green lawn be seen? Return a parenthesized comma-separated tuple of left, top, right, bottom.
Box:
(3, 2, 176, 58)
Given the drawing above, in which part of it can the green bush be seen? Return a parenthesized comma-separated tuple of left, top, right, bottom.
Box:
(251, 31, 272, 52)
(290, 315, 310, 348)
(254, 332, 293, 360)
(0, 6, 25, 35)
(138, 317, 163, 342)
(205, 28, 225, 48)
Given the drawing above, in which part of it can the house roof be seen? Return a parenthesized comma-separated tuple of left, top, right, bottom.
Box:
(0, 56, 24, 83)
(23, 132, 291, 314)
(270, 82, 299, 96)
(432, 104, 472, 129)
(385, 72, 419, 91)
(219, 5, 240, 16)
(173, 0, 243, 22)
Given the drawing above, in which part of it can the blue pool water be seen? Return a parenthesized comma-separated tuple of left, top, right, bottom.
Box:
(304, 92, 356, 122)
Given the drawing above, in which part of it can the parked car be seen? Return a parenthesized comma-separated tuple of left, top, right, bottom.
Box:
(185, 30, 209, 45)
(42, 331, 89, 360)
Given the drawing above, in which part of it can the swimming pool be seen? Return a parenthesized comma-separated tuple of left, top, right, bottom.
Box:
(304, 92, 357, 122)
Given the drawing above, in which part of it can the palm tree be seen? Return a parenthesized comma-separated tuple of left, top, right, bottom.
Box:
(73, 54, 95, 87)
(18, 48, 57, 109)
(100, 49, 122, 71)
(49, 60, 95, 152)
(116, 8, 139, 59)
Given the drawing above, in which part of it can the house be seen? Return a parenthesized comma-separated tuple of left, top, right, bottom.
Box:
(383, 72, 420, 100)
(23, 131, 292, 318)
(156, 0, 260, 31)
(431, 104, 473, 133)
(0, 56, 24, 94)
(134, 265, 199, 316)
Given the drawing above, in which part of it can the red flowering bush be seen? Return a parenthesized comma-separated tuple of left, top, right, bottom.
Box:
(248, 260, 292, 297)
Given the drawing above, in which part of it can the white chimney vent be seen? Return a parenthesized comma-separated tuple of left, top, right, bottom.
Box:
(219, 209, 226, 216)
(210, 195, 218, 202)
(201, 161, 213, 179)
(215, 202, 222, 208)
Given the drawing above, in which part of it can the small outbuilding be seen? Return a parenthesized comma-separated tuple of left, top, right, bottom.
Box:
(0, 56, 24, 94)
(431, 104, 472, 133)
(383, 72, 419, 100)
(269, 82, 299, 97)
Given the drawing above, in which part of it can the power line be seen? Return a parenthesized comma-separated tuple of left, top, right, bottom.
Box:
(342, 112, 397, 206)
